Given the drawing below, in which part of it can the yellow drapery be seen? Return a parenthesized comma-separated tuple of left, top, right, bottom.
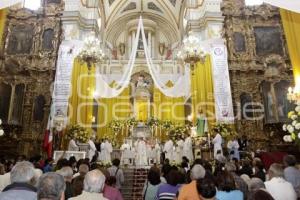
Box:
(96, 87, 131, 140)
(68, 59, 95, 130)
(191, 56, 215, 127)
(0, 8, 7, 48)
(135, 98, 149, 121)
(280, 9, 300, 86)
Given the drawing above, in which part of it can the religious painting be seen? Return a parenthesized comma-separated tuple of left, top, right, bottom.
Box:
(33, 95, 46, 121)
(233, 32, 246, 52)
(42, 29, 54, 50)
(274, 81, 294, 122)
(261, 81, 276, 123)
(7, 24, 34, 55)
(0, 83, 12, 122)
(11, 84, 25, 125)
(240, 93, 253, 119)
(254, 27, 283, 56)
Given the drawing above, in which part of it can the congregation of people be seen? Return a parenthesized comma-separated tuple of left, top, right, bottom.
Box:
(0, 151, 299, 200)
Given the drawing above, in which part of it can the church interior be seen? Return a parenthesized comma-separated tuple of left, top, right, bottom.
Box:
(0, 0, 300, 200)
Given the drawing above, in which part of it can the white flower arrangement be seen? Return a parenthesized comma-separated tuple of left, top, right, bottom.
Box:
(283, 107, 300, 145)
(77, 36, 107, 67)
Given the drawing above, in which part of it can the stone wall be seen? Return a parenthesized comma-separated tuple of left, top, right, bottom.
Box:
(0, 2, 63, 157)
(222, 0, 294, 150)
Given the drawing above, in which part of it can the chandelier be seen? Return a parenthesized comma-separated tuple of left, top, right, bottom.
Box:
(176, 34, 206, 72)
(287, 86, 300, 104)
(77, 36, 107, 71)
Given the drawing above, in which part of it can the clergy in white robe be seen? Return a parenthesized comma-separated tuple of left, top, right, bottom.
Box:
(135, 138, 148, 166)
(154, 142, 161, 164)
(212, 133, 223, 158)
(88, 139, 97, 161)
(163, 139, 174, 161)
(100, 140, 113, 163)
(227, 139, 240, 160)
(175, 139, 184, 163)
(68, 139, 79, 151)
(183, 136, 194, 162)
(120, 141, 131, 165)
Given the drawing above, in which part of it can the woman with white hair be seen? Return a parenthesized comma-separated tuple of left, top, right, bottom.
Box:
(69, 169, 108, 200)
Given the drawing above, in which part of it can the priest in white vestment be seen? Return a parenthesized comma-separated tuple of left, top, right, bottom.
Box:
(183, 136, 194, 162)
(212, 133, 223, 158)
(154, 141, 161, 164)
(100, 139, 113, 163)
(88, 138, 97, 161)
(135, 138, 148, 166)
(120, 140, 131, 165)
(175, 138, 184, 163)
(68, 138, 79, 151)
(163, 139, 174, 161)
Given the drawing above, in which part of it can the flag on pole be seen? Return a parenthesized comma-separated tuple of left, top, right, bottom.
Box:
(43, 103, 54, 158)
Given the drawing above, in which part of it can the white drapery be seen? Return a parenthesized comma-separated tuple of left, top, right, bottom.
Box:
(95, 16, 142, 98)
(0, 0, 22, 9)
(95, 16, 190, 98)
(264, 0, 300, 13)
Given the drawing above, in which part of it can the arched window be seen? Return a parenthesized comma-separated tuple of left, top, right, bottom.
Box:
(33, 95, 46, 121)
(240, 93, 253, 119)
(42, 29, 54, 50)
(0, 83, 12, 122)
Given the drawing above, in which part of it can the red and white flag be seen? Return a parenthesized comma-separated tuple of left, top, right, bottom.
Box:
(43, 104, 54, 158)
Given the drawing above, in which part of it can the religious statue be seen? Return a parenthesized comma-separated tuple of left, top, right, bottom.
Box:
(163, 139, 174, 162)
(183, 134, 194, 162)
(212, 133, 223, 158)
(196, 109, 208, 137)
(136, 75, 148, 88)
(135, 138, 148, 166)
(154, 140, 161, 164)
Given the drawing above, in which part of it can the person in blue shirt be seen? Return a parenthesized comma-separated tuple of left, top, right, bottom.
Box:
(216, 171, 243, 200)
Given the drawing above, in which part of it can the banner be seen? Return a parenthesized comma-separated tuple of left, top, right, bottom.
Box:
(211, 44, 234, 123)
(51, 40, 83, 128)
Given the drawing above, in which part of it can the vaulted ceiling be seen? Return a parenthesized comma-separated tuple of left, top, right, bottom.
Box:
(99, 0, 185, 28)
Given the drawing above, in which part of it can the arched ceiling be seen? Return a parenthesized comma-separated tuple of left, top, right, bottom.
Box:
(100, 0, 185, 28)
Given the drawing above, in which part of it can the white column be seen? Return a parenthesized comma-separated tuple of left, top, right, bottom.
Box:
(148, 31, 152, 58)
(128, 34, 131, 58)
(132, 31, 136, 50)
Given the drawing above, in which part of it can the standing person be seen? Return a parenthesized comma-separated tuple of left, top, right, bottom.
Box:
(120, 140, 131, 165)
(142, 169, 163, 200)
(227, 138, 240, 160)
(135, 137, 148, 166)
(68, 138, 79, 151)
(101, 138, 113, 163)
(265, 163, 297, 200)
(0, 161, 37, 200)
(283, 155, 300, 198)
(154, 140, 161, 164)
(69, 170, 108, 200)
(212, 132, 223, 158)
(88, 137, 97, 161)
(183, 134, 194, 162)
(163, 139, 174, 162)
(107, 159, 124, 190)
(175, 137, 184, 164)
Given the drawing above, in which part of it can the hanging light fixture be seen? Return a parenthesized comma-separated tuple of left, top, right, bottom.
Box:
(77, 0, 107, 71)
(176, 32, 206, 73)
